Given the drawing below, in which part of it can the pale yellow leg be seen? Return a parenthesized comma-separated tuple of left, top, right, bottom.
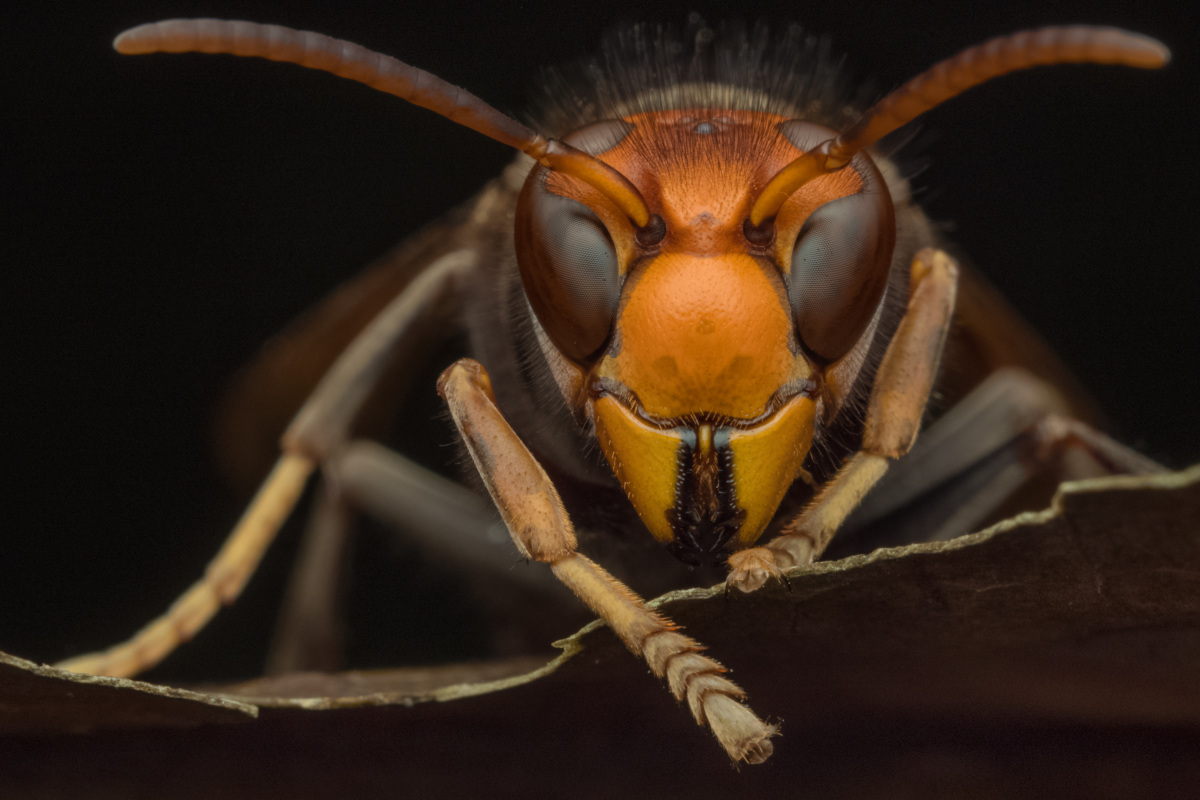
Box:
(439, 358, 777, 764)
(57, 252, 472, 678)
(728, 248, 959, 592)
(56, 454, 314, 677)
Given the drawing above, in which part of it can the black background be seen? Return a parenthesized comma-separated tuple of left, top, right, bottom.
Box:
(2, 0, 1197, 686)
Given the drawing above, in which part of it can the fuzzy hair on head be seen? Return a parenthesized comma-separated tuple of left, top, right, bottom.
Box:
(528, 15, 876, 136)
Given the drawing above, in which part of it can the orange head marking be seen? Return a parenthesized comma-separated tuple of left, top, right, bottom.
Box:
(580, 110, 839, 561)
(586, 109, 854, 421)
(602, 251, 793, 420)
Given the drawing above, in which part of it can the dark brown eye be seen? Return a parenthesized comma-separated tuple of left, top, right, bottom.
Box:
(518, 176, 620, 362)
(778, 122, 896, 364)
(515, 120, 634, 363)
(789, 183, 895, 363)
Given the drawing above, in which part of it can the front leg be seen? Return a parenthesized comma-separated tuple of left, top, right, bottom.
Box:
(438, 359, 777, 764)
(729, 248, 958, 592)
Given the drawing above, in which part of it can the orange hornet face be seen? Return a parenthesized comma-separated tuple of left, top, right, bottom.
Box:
(591, 244, 817, 564)
(516, 109, 895, 565)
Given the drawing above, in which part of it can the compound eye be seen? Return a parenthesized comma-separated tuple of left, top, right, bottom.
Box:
(773, 120, 895, 363)
(515, 119, 635, 364)
(517, 173, 621, 363)
(788, 184, 894, 363)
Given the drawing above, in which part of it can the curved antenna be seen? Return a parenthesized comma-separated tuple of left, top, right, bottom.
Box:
(115, 19, 654, 228)
(749, 26, 1171, 228)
